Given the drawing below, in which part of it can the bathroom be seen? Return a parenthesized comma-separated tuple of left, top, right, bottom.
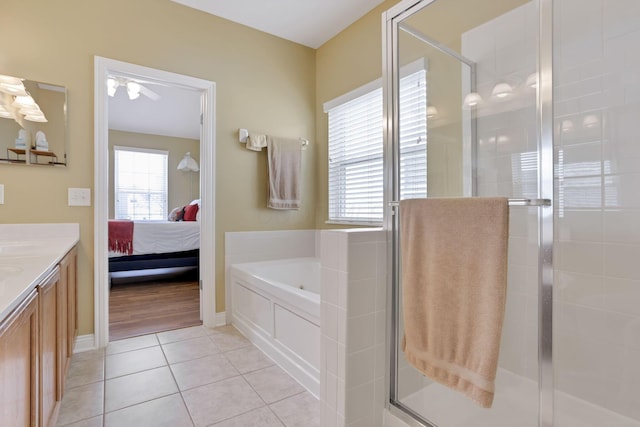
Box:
(1, 0, 640, 426)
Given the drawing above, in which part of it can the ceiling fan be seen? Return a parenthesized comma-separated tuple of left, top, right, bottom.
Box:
(107, 76, 160, 101)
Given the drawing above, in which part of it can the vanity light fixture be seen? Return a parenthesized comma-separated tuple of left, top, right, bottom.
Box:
(561, 119, 574, 133)
(1, 89, 48, 123)
(0, 105, 13, 119)
(463, 92, 482, 108)
(491, 82, 513, 99)
(0, 74, 28, 96)
(525, 73, 538, 89)
(582, 114, 599, 129)
(24, 111, 48, 123)
(12, 95, 37, 109)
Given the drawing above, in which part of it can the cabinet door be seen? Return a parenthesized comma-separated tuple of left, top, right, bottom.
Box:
(58, 247, 78, 386)
(61, 247, 77, 362)
(0, 289, 39, 427)
(39, 268, 60, 427)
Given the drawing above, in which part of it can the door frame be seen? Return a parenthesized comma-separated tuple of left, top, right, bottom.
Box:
(94, 56, 217, 348)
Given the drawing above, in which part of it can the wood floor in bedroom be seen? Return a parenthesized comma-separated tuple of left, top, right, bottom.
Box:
(109, 268, 201, 341)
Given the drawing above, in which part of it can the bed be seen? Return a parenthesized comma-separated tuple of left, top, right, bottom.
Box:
(108, 220, 200, 273)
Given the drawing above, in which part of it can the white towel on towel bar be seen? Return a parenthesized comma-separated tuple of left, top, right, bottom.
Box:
(267, 136, 302, 210)
(246, 132, 267, 151)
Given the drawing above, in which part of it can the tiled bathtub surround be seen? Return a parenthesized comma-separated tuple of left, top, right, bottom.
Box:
(225, 230, 317, 317)
(319, 229, 386, 427)
(225, 228, 387, 427)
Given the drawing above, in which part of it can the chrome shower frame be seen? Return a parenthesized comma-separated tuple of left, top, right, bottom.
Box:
(382, 0, 554, 425)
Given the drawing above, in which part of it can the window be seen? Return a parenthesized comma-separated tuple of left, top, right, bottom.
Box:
(325, 65, 427, 224)
(114, 146, 168, 220)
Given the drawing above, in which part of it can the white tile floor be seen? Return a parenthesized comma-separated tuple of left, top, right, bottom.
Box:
(56, 325, 320, 427)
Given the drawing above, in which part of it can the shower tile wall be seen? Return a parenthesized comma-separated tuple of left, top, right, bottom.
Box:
(462, 1, 541, 385)
(554, 0, 640, 422)
(464, 0, 640, 423)
(319, 229, 386, 427)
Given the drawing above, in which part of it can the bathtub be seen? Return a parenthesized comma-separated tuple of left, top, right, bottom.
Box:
(229, 257, 320, 396)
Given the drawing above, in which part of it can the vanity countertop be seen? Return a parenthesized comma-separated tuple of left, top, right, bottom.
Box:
(0, 223, 80, 322)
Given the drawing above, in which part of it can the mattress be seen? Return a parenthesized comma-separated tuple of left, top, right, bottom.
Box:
(108, 221, 200, 257)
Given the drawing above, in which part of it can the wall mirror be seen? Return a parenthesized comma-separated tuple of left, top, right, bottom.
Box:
(0, 74, 67, 166)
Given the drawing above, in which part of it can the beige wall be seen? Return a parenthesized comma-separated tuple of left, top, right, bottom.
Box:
(108, 130, 200, 218)
(0, 0, 316, 334)
(315, 0, 402, 227)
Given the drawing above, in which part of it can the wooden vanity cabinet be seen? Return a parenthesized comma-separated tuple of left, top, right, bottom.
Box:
(39, 267, 61, 427)
(0, 289, 39, 427)
(41, 247, 78, 427)
(0, 245, 78, 427)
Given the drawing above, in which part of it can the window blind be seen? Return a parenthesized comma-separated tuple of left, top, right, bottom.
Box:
(326, 68, 427, 223)
(114, 146, 168, 221)
(399, 69, 427, 201)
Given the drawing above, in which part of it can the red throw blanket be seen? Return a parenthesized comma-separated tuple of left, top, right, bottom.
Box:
(108, 220, 134, 255)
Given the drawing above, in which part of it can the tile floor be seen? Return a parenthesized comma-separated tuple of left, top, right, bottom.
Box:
(56, 325, 320, 427)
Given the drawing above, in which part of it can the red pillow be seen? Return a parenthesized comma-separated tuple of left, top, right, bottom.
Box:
(183, 203, 199, 221)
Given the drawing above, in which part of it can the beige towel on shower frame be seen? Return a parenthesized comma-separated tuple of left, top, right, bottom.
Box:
(267, 136, 302, 210)
(400, 197, 509, 408)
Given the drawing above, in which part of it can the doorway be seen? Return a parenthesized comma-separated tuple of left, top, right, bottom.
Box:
(94, 57, 216, 348)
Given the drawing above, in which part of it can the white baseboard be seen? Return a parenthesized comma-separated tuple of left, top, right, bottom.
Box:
(73, 315, 226, 353)
(73, 334, 97, 353)
(215, 311, 227, 326)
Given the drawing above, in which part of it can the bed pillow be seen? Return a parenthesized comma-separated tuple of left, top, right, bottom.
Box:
(183, 203, 199, 221)
(168, 206, 185, 221)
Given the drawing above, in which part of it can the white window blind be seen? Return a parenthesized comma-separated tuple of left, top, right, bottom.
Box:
(326, 68, 427, 224)
(114, 146, 168, 221)
(399, 70, 427, 201)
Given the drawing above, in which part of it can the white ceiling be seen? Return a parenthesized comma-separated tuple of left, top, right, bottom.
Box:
(171, 0, 384, 49)
(108, 81, 201, 140)
(109, 0, 384, 139)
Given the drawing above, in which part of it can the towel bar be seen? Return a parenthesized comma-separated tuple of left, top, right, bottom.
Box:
(238, 128, 309, 147)
(388, 198, 551, 207)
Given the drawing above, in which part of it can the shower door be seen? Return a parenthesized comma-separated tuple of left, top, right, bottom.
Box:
(384, 0, 553, 426)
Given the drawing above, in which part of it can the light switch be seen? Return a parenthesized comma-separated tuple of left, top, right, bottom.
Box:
(68, 188, 91, 206)
(0, 184, 4, 205)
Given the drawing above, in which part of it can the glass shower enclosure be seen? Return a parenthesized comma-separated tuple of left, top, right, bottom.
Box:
(384, 0, 640, 426)
(384, 0, 551, 425)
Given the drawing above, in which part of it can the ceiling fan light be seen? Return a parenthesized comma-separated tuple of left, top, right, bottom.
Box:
(107, 78, 118, 97)
(126, 81, 141, 100)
